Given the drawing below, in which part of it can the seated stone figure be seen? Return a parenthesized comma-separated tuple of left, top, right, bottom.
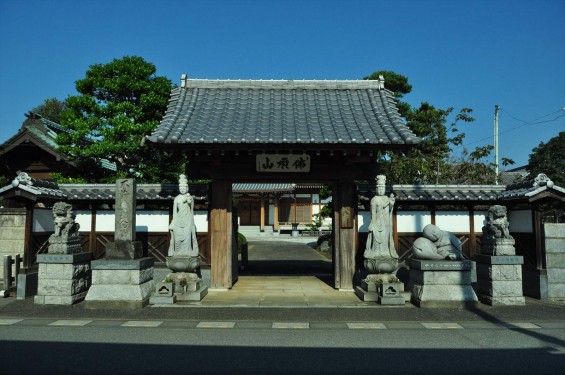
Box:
(411, 224, 462, 260)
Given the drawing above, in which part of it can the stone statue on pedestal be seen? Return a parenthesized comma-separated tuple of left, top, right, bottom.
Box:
(161, 174, 208, 302)
(411, 224, 462, 260)
(48, 202, 81, 254)
(481, 205, 515, 255)
(166, 174, 200, 273)
(356, 175, 404, 304)
(363, 175, 398, 274)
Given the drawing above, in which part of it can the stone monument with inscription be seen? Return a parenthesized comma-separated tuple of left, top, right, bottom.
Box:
(475, 205, 525, 305)
(35, 202, 91, 305)
(409, 224, 478, 307)
(355, 175, 404, 305)
(85, 179, 155, 308)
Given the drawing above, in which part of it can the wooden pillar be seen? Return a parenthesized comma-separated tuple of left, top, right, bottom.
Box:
(334, 179, 357, 290)
(469, 204, 476, 258)
(210, 179, 233, 289)
(393, 206, 399, 253)
(533, 204, 545, 270)
(89, 206, 97, 256)
(23, 202, 35, 269)
(273, 196, 279, 232)
(431, 204, 436, 225)
(260, 196, 265, 232)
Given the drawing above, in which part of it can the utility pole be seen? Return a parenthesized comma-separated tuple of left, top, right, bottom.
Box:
(494, 105, 500, 185)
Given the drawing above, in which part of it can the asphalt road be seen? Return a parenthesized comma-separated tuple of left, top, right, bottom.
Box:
(1, 318, 564, 375)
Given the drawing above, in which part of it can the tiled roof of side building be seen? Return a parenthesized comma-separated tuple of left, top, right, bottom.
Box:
(146, 76, 420, 146)
(359, 184, 506, 202)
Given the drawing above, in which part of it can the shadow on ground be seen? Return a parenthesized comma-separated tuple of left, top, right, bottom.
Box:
(1, 340, 563, 375)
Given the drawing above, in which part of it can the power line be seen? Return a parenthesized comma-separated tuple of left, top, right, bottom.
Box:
(454, 108, 565, 150)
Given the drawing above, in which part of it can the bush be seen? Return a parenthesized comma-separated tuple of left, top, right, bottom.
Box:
(237, 232, 247, 254)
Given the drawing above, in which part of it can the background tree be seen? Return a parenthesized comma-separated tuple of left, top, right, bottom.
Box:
(365, 70, 509, 184)
(527, 132, 565, 186)
(57, 55, 181, 182)
(30, 97, 67, 123)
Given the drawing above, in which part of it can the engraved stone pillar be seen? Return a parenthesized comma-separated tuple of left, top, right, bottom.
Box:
(105, 179, 143, 260)
(84, 179, 154, 308)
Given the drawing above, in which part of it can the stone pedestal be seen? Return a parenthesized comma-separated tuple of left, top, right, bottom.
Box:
(84, 257, 154, 309)
(34, 252, 91, 305)
(545, 224, 565, 299)
(149, 282, 176, 304)
(47, 236, 82, 255)
(475, 255, 525, 305)
(408, 259, 478, 308)
(480, 238, 516, 256)
(105, 240, 143, 260)
(175, 279, 208, 301)
(355, 276, 405, 305)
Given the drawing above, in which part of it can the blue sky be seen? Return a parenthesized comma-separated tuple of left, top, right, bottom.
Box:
(1, 0, 563, 168)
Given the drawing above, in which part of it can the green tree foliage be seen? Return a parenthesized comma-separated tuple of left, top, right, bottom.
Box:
(31, 98, 67, 123)
(528, 132, 565, 186)
(57, 56, 181, 182)
(364, 70, 511, 184)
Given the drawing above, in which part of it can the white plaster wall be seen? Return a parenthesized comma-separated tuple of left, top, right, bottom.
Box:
(358, 211, 371, 232)
(194, 211, 208, 232)
(32, 208, 53, 232)
(509, 210, 533, 233)
(474, 211, 488, 233)
(96, 210, 209, 232)
(75, 210, 92, 232)
(135, 211, 169, 232)
(312, 194, 320, 204)
(397, 212, 433, 233)
(95, 211, 115, 231)
(435, 211, 470, 232)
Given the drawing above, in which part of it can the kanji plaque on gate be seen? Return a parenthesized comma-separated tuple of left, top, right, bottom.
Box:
(256, 155, 311, 172)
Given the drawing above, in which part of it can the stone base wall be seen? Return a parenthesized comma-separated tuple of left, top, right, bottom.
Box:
(475, 255, 525, 305)
(408, 259, 478, 308)
(0, 208, 25, 281)
(84, 257, 155, 309)
(545, 224, 565, 299)
(34, 253, 91, 305)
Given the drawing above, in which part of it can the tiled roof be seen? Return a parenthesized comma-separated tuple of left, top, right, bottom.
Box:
(60, 183, 209, 201)
(0, 113, 117, 172)
(358, 184, 505, 202)
(233, 183, 295, 193)
(3, 174, 561, 205)
(498, 173, 565, 200)
(0, 173, 67, 200)
(146, 76, 420, 147)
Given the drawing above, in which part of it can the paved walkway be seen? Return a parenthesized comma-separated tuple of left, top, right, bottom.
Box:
(191, 237, 362, 307)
